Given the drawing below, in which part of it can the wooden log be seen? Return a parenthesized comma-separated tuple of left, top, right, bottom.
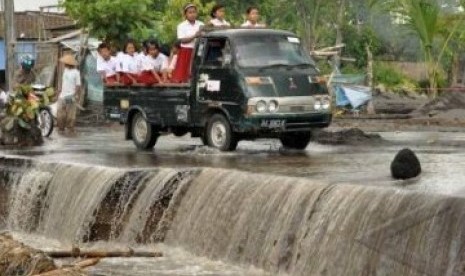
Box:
(44, 248, 163, 258)
(33, 258, 101, 276)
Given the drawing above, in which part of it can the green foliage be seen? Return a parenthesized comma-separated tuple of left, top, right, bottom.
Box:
(342, 25, 382, 68)
(61, 0, 156, 46)
(374, 62, 418, 90)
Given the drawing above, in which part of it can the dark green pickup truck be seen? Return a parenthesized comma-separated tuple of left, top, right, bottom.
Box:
(104, 29, 332, 151)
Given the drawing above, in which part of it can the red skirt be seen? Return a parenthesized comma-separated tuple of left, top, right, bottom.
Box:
(105, 75, 118, 85)
(119, 73, 138, 86)
(171, 47, 193, 83)
(137, 71, 161, 86)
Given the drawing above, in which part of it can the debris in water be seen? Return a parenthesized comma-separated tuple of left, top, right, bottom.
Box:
(0, 233, 56, 275)
(390, 148, 421, 180)
(45, 248, 163, 258)
(314, 128, 383, 145)
(34, 258, 98, 275)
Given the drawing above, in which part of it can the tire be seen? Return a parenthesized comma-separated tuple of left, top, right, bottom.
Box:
(131, 113, 158, 150)
(38, 108, 54, 137)
(206, 114, 238, 151)
(280, 132, 312, 150)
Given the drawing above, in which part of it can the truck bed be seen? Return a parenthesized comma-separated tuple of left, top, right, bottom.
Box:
(103, 84, 191, 126)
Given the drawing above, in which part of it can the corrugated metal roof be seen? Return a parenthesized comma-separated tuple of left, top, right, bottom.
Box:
(0, 11, 75, 39)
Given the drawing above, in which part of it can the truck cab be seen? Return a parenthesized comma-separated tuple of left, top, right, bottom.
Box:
(104, 29, 332, 151)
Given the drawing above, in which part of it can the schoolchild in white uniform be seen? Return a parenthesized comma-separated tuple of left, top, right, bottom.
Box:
(241, 6, 266, 28)
(117, 39, 140, 85)
(171, 3, 204, 83)
(97, 43, 118, 85)
(138, 41, 168, 85)
(209, 4, 231, 27)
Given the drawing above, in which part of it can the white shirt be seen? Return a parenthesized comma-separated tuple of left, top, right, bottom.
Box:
(116, 53, 140, 74)
(210, 18, 231, 27)
(141, 53, 168, 72)
(241, 21, 266, 28)
(96, 56, 117, 77)
(177, 20, 204, 48)
(60, 68, 81, 99)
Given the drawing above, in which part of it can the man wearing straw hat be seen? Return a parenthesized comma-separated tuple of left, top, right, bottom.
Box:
(57, 54, 81, 135)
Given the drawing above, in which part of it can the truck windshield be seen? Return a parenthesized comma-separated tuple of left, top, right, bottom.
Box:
(235, 35, 315, 68)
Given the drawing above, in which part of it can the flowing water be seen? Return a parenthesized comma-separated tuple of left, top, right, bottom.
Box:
(1, 158, 465, 275)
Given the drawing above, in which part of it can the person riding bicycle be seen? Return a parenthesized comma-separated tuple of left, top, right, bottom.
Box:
(13, 55, 36, 90)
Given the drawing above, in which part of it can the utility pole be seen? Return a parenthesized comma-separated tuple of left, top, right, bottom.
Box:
(2, 0, 15, 92)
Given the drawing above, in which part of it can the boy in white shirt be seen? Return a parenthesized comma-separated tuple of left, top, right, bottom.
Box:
(57, 54, 81, 135)
(138, 41, 168, 85)
(97, 43, 118, 85)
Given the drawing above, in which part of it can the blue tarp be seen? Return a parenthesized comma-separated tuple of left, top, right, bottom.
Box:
(336, 85, 372, 109)
(332, 74, 372, 109)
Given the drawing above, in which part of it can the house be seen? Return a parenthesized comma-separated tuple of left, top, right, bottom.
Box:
(0, 11, 76, 85)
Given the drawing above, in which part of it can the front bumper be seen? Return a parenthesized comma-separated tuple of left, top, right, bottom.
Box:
(234, 113, 332, 136)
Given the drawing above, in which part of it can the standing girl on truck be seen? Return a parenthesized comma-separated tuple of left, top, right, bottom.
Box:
(171, 3, 204, 83)
(117, 39, 140, 85)
(209, 4, 231, 27)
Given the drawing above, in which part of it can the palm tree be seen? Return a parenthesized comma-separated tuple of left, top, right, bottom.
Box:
(389, 0, 464, 98)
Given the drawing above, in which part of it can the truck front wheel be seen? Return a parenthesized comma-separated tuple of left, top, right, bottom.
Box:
(280, 132, 312, 150)
(131, 113, 159, 150)
(207, 114, 238, 151)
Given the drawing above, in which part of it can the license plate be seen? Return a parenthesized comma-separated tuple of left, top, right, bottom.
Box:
(261, 119, 285, 128)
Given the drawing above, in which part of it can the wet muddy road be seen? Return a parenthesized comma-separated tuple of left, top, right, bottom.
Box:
(3, 126, 465, 196)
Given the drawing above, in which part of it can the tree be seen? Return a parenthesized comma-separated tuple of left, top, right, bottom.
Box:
(61, 0, 156, 47)
(387, 0, 464, 97)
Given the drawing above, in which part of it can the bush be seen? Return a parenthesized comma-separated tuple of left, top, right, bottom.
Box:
(374, 62, 419, 92)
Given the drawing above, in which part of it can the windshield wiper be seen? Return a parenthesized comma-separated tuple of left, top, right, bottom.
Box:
(258, 63, 291, 71)
(290, 63, 315, 68)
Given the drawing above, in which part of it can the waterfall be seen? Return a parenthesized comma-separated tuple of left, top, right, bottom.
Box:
(7, 168, 53, 232)
(2, 158, 465, 275)
(118, 169, 194, 244)
(165, 168, 465, 276)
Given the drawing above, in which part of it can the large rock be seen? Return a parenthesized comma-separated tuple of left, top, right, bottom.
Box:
(391, 148, 422, 180)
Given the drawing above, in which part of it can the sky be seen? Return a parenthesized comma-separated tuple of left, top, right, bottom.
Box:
(13, 0, 60, 11)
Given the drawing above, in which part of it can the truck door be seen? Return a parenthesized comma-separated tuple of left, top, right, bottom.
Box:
(196, 37, 238, 103)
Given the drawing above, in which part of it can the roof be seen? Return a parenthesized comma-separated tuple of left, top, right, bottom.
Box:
(0, 11, 75, 40)
(205, 28, 297, 39)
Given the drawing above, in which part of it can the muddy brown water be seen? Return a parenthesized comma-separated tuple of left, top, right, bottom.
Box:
(0, 127, 465, 275)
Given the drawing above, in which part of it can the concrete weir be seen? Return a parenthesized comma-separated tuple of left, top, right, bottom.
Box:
(0, 155, 464, 275)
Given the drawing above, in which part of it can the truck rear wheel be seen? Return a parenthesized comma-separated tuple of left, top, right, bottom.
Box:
(131, 113, 159, 150)
(207, 114, 238, 151)
(280, 132, 312, 150)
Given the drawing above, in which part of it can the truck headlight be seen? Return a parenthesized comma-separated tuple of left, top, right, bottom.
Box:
(256, 101, 267, 113)
(268, 100, 279, 113)
(314, 100, 322, 110)
(322, 99, 331, 110)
